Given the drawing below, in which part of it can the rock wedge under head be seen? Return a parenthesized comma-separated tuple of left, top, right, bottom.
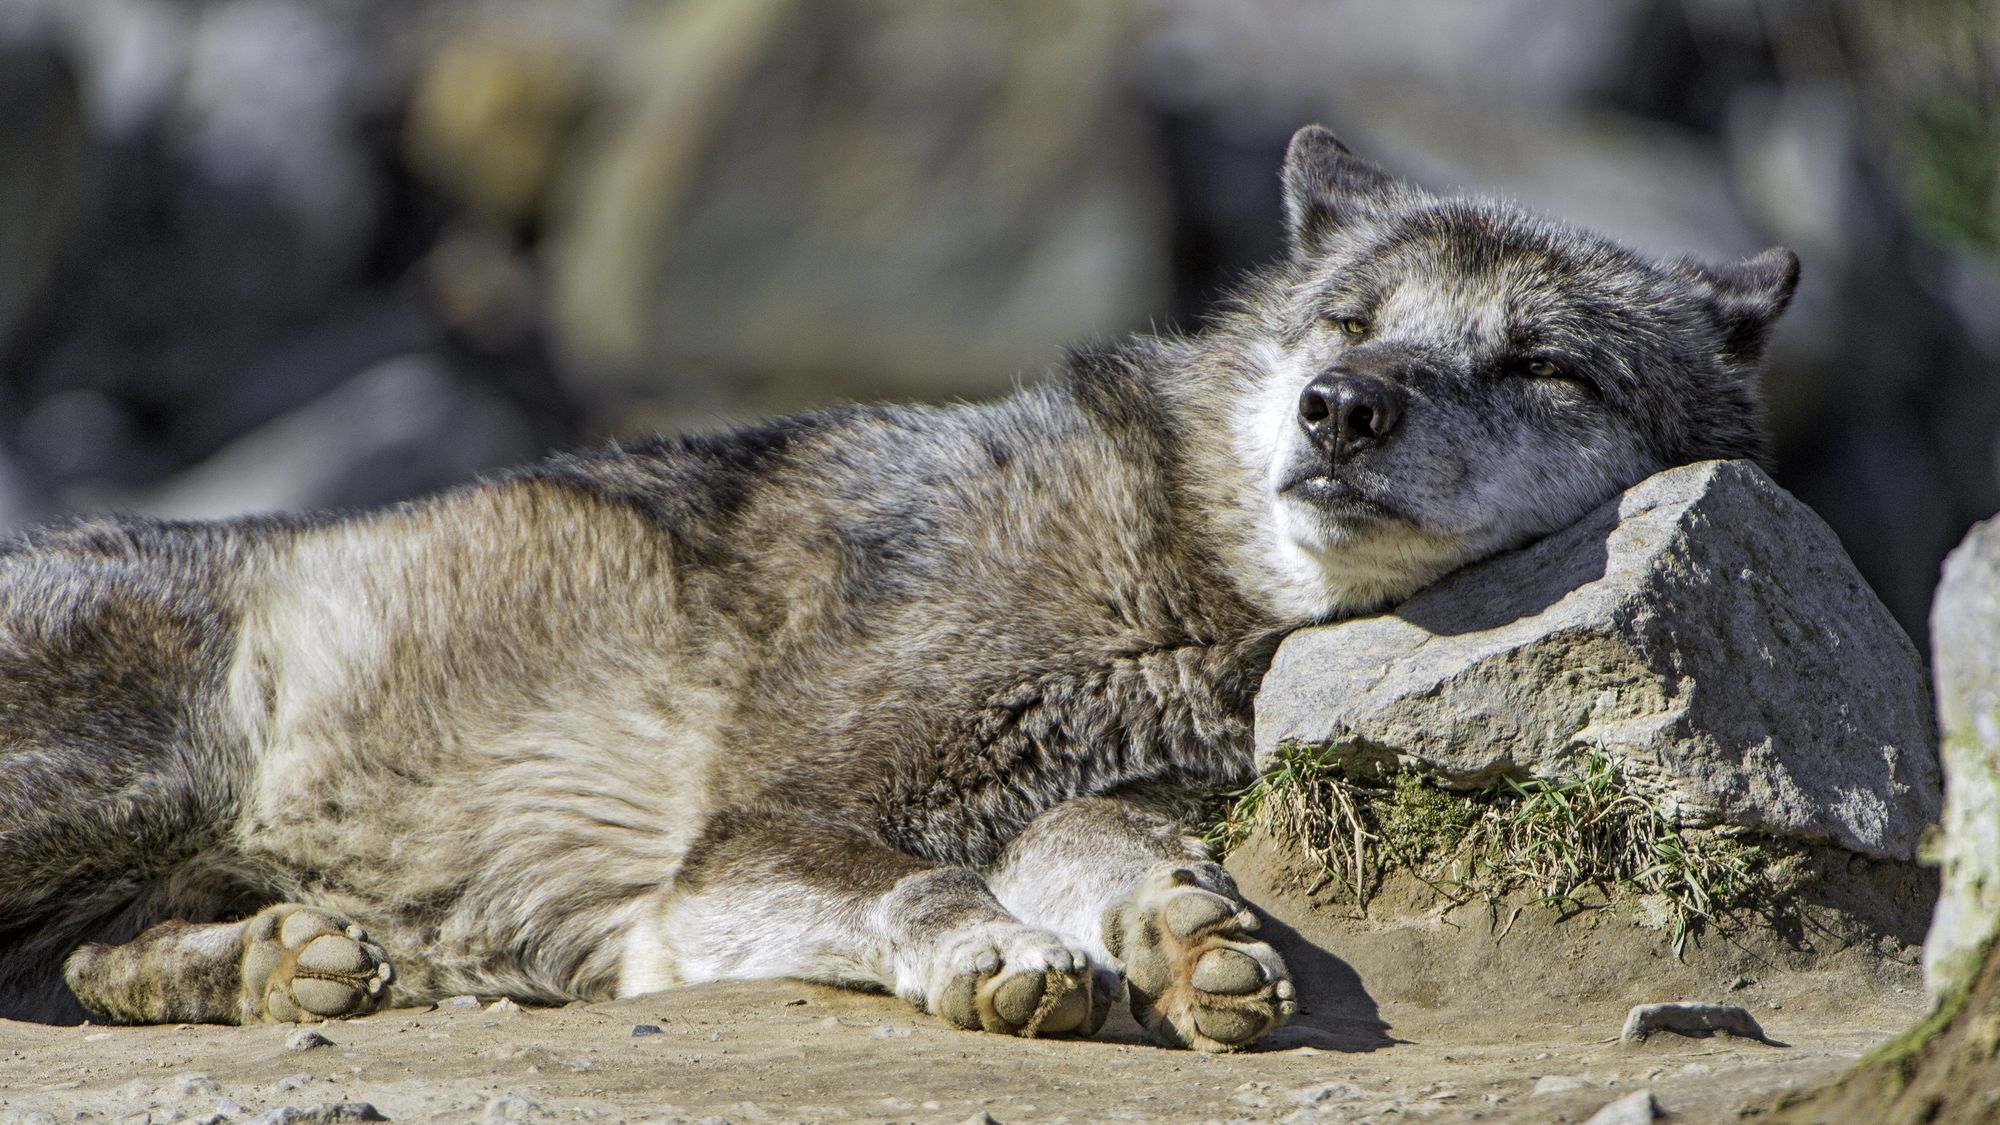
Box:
(1255, 459, 1940, 860)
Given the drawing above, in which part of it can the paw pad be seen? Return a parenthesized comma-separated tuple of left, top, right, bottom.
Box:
(241, 906, 393, 1023)
(931, 929, 1108, 1039)
(1104, 868, 1295, 1052)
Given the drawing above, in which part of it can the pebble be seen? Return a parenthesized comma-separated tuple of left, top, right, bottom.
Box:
(960, 1114, 1000, 1125)
(440, 995, 483, 1008)
(287, 1029, 335, 1051)
(242, 1105, 388, 1125)
(1532, 1075, 1591, 1096)
(631, 1024, 663, 1037)
(277, 1072, 317, 1091)
(1292, 1082, 1365, 1106)
(482, 1093, 538, 1122)
(783, 997, 809, 1006)
(1230, 1080, 1275, 1108)
(168, 1074, 222, 1100)
(870, 1024, 913, 1039)
(1583, 1089, 1662, 1124)
(484, 997, 525, 1015)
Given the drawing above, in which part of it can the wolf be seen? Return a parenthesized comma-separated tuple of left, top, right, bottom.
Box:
(0, 128, 1797, 1051)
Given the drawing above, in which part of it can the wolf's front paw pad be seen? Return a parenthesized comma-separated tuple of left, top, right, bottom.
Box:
(1104, 867, 1294, 1052)
(930, 928, 1108, 1038)
(240, 905, 394, 1023)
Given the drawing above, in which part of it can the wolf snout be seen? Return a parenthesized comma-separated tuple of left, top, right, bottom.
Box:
(1298, 372, 1405, 460)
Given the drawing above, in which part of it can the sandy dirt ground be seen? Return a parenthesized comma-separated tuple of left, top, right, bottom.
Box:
(0, 843, 1931, 1125)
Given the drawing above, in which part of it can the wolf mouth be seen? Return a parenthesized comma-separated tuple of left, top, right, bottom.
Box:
(1279, 472, 1405, 522)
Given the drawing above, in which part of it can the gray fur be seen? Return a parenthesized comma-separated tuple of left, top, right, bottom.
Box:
(0, 128, 1795, 1049)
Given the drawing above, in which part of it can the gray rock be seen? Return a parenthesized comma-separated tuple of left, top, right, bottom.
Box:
(1291, 1081, 1365, 1106)
(285, 1028, 333, 1051)
(244, 1106, 386, 1125)
(1255, 460, 1941, 860)
(1584, 1089, 1661, 1124)
(1618, 1002, 1774, 1045)
(1531, 1075, 1590, 1096)
(1923, 517, 2000, 1001)
(482, 1094, 538, 1122)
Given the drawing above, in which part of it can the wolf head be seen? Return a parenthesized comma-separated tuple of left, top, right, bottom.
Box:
(1204, 126, 1798, 623)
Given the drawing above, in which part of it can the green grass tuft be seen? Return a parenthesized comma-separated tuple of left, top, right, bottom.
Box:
(1212, 740, 1776, 956)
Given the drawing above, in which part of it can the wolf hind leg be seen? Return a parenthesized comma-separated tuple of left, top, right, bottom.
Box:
(65, 903, 393, 1025)
(984, 796, 1295, 1052)
(630, 813, 1109, 1038)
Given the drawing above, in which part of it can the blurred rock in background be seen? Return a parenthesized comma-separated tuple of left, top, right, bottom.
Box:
(0, 0, 1992, 649)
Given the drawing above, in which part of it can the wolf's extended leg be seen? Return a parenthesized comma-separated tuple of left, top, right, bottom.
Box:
(629, 813, 1109, 1037)
(983, 797, 1295, 1052)
(64, 904, 393, 1024)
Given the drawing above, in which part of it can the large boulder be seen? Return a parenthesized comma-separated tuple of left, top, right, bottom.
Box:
(1761, 516, 2000, 1120)
(1254, 459, 1941, 860)
(1923, 516, 2000, 999)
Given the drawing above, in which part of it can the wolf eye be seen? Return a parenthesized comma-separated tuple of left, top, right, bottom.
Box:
(1524, 358, 1560, 378)
(1332, 316, 1370, 337)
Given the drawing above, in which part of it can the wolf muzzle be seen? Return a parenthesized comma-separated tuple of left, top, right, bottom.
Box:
(1298, 371, 1405, 461)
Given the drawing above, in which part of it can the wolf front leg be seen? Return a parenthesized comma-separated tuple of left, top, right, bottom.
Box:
(626, 813, 1111, 1037)
(983, 796, 1296, 1051)
(64, 904, 393, 1025)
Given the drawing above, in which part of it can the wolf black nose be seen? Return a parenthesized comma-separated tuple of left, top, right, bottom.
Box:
(1298, 373, 1404, 459)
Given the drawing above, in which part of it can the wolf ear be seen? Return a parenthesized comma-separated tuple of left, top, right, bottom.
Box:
(1686, 247, 1801, 365)
(1281, 126, 1403, 255)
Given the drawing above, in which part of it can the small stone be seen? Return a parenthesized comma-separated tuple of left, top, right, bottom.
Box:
(1532, 1075, 1590, 1096)
(216, 1097, 247, 1117)
(1727, 975, 1755, 991)
(870, 1024, 914, 1039)
(1292, 1082, 1365, 1106)
(168, 1074, 222, 1100)
(632, 1024, 663, 1037)
(277, 1072, 316, 1090)
(484, 997, 524, 1015)
(440, 995, 482, 1008)
(1231, 1080, 1276, 1108)
(287, 1029, 335, 1051)
(1618, 1002, 1774, 1045)
(243, 1106, 388, 1125)
(1584, 1089, 1662, 1124)
(483, 1093, 538, 1122)
(783, 997, 808, 1006)
(960, 1114, 1000, 1125)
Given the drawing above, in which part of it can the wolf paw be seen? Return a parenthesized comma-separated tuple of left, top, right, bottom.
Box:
(928, 926, 1112, 1038)
(240, 904, 394, 1023)
(1103, 863, 1294, 1052)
